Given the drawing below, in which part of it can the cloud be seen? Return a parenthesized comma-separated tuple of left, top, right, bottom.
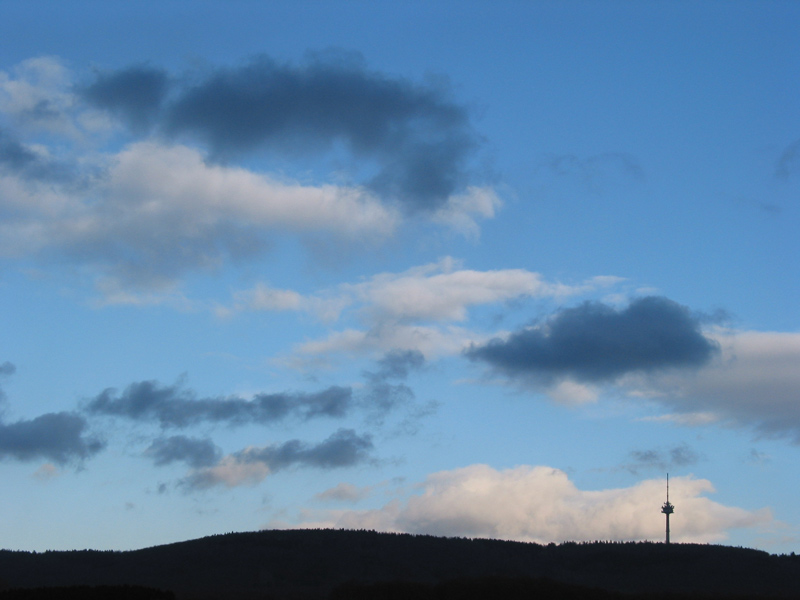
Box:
(0, 57, 86, 136)
(0, 362, 15, 377)
(32, 462, 60, 481)
(626, 329, 800, 443)
(465, 297, 718, 386)
(314, 482, 372, 503)
(430, 186, 502, 237)
(0, 140, 398, 291)
(145, 436, 221, 468)
(369, 349, 426, 381)
(0, 362, 104, 465)
(85, 379, 353, 428)
(0, 361, 15, 406)
(776, 138, 800, 179)
(234, 258, 611, 323)
(144, 52, 480, 212)
(181, 428, 373, 490)
(360, 350, 427, 425)
(640, 412, 720, 427)
(0, 411, 105, 465)
(290, 324, 483, 367)
(77, 53, 486, 213)
(341, 259, 621, 326)
(0, 128, 57, 178)
(623, 443, 700, 475)
(239, 260, 623, 366)
(284, 465, 771, 544)
(1, 56, 499, 294)
(80, 65, 170, 132)
(546, 152, 644, 181)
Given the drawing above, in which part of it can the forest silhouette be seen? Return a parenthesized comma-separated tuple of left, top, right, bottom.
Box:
(1, 529, 799, 599)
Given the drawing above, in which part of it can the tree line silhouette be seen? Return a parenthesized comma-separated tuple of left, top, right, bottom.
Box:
(1, 529, 798, 599)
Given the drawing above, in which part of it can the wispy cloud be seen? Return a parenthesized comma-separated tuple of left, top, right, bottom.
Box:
(543, 152, 645, 193)
(86, 379, 354, 429)
(622, 443, 701, 475)
(180, 429, 374, 490)
(145, 435, 221, 469)
(314, 482, 372, 503)
(776, 138, 800, 180)
(230, 257, 612, 322)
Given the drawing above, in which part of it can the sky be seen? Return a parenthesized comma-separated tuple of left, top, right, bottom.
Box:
(0, 0, 798, 553)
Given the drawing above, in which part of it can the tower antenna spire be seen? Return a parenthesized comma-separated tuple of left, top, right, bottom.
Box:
(661, 473, 675, 544)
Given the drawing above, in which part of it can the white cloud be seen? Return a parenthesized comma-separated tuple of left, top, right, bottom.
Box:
(232, 283, 305, 312)
(232, 258, 622, 322)
(289, 325, 485, 366)
(235, 259, 623, 365)
(0, 141, 401, 292)
(639, 412, 721, 427)
(431, 186, 502, 237)
(547, 380, 599, 405)
(275, 465, 772, 544)
(350, 258, 569, 323)
(105, 142, 399, 238)
(0, 56, 111, 138)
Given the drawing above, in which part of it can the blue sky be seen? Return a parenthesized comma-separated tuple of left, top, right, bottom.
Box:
(0, 0, 798, 552)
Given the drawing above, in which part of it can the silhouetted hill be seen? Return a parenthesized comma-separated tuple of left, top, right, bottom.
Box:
(1, 529, 798, 600)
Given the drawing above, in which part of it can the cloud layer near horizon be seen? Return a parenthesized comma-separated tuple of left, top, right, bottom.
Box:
(277, 466, 772, 544)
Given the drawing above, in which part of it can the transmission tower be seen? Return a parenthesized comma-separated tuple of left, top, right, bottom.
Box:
(661, 473, 675, 544)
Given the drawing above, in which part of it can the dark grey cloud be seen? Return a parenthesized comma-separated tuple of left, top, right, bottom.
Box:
(466, 296, 718, 384)
(243, 428, 373, 471)
(361, 350, 426, 423)
(371, 349, 426, 380)
(84, 53, 480, 211)
(0, 412, 105, 465)
(0, 362, 15, 377)
(668, 443, 699, 466)
(0, 361, 15, 407)
(181, 428, 373, 490)
(0, 129, 38, 169)
(625, 443, 700, 474)
(0, 128, 70, 181)
(145, 436, 221, 468)
(80, 65, 170, 132)
(85, 379, 353, 428)
(0, 363, 103, 465)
